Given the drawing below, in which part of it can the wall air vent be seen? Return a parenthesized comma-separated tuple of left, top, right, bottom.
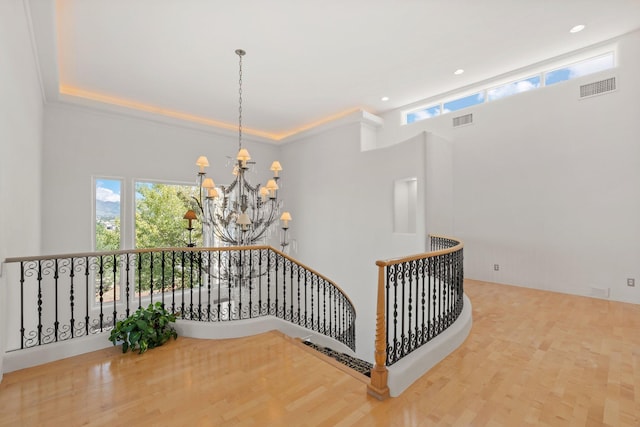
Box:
(579, 77, 616, 99)
(452, 113, 473, 128)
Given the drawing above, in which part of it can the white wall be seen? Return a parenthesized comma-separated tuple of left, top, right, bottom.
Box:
(425, 132, 454, 236)
(378, 30, 640, 303)
(41, 104, 280, 254)
(0, 0, 44, 382)
(280, 124, 436, 361)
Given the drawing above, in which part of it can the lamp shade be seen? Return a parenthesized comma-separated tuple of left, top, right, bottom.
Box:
(196, 156, 209, 172)
(280, 211, 292, 228)
(266, 179, 279, 191)
(183, 209, 197, 229)
(280, 212, 292, 221)
(266, 179, 279, 198)
(270, 161, 282, 177)
(237, 212, 252, 231)
(202, 177, 215, 189)
(259, 186, 269, 201)
(237, 148, 251, 164)
(207, 188, 218, 198)
(237, 212, 252, 225)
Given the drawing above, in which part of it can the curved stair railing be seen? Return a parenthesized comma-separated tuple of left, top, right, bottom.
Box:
(368, 234, 464, 399)
(2, 246, 356, 352)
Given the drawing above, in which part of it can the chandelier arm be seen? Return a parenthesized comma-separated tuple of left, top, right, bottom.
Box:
(247, 200, 281, 243)
(211, 218, 237, 245)
(242, 179, 261, 193)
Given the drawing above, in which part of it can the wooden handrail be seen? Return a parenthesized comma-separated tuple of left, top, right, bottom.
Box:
(375, 234, 463, 267)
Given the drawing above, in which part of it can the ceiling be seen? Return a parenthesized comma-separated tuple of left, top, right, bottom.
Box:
(29, 0, 640, 141)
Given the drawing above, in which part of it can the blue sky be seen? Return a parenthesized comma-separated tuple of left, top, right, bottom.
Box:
(96, 178, 121, 203)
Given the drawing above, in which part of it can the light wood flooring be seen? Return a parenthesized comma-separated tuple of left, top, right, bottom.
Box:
(1, 279, 639, 426)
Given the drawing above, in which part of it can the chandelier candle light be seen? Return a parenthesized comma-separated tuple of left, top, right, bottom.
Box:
(188, 49, 292, 250)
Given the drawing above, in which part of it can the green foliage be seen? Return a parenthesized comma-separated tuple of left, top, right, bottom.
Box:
(135, 183, 201, 248)
(109, 302, 178, 354)
(96, 218, 120, 251)
(131, 183, 201, 292)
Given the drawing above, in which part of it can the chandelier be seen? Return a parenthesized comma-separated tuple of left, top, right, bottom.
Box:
(187, 49, 292, 251)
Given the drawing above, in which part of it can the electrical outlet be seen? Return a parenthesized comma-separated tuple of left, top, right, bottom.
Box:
(627, 278, 635, 287)
(494, 264, 500, 271)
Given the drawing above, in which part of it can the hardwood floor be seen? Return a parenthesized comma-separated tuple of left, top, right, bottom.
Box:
(1, 279, 639, 426)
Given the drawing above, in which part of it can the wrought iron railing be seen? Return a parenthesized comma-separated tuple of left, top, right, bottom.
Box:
(368, 234, 464, 399)
(2, 246, 356, 352)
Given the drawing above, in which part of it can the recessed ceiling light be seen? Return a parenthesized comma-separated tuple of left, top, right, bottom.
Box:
(454, 69, 464, 75)
(570, 24, 585, 33)
(381, 96, 389, 102)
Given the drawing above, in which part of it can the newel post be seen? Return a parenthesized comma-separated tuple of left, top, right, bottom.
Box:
(367, 261, 390, 400)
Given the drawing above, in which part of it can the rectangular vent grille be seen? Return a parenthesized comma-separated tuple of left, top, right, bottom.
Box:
(452, 113, 473, 127)
(590, 286, 610, 299)
(580, 77, 616, 98)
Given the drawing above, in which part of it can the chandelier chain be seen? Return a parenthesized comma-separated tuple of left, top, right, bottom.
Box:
(238, 50, 243, 149)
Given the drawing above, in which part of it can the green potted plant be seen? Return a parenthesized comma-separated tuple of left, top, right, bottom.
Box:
(109, 302, 178, 354)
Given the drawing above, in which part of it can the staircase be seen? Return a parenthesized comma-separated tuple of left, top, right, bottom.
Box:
(302, 341, 372, 377)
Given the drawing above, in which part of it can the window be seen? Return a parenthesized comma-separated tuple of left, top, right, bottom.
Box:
(402, 50, 615, 124)
(487, 76, 541, 101)
(406, 105, 441, 124)
(443, 92, 485, 113)
(95, 178, 122, 303)
(95, 178, 122, 251)
(545, 53, 614, 86)
(135, 181, 200, 248)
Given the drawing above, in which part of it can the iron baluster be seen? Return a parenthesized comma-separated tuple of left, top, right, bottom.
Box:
(83, 257, 90, 337)
(385, 266, 391, 364)
(227, 250, 232, 321)
(69, 258, 75, 338)
(207, 251, 212, 321)
(170, 251, 176, 317)
(98, 256, 104, 330)
(248, 249, 253, 318)
(296, 266, 301, 325)
(19, 262, 25, 349)
(304, 270, 309, 328)
(274, 252, 280, 317)
(150, 251, 155, 305)
(37, 260, 44, 345)
(180, 251, 186, 317)
(288, 260, 294, 322)
(124, 254, 130, 317)
(238, 250, 243, 319)
(217, 250, 222, 321)
(137, 253, 143, 310)
(431, 257, 437, 340)
(161, 251, 166, 311)
(282, 257, 288, 320)
(53, 259, 59, 342)
(112, 254, 118, 330)
(419, 258, 426, 345)
(258, 249, 263, 316)
(310, 275, 316, 330)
